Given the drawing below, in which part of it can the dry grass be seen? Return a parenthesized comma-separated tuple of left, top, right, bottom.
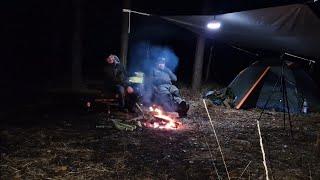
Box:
(1, 86, 320, 179)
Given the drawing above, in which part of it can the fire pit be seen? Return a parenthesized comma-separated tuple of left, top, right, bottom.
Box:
(143, 105, 182, 130)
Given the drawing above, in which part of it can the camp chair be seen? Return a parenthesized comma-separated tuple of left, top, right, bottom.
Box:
(87, 90, 122, 116)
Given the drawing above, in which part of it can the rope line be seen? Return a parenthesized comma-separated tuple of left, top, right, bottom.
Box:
(203, 99, 230, 180)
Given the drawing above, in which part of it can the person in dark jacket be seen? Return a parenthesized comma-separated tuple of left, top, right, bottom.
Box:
(152, 57, 189, 116)
(104, 54, 135, 109)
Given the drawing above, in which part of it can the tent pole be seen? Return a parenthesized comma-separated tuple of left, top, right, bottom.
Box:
(283, 75, 293, 136)
(192, 36, 205, 91)
(280, 61, 286, 130)
(280, 58, 293, 136)
(236, 66, 271, 109)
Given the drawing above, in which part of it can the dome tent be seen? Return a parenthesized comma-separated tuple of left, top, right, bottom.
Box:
(228, 60, 320, 113)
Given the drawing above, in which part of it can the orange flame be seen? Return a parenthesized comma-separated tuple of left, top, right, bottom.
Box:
(148, 106, 181, 129)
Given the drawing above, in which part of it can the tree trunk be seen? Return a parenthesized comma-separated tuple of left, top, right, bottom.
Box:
(316, 132, 320, 157)
(120, 0, 131, 69)
(205, 45, 214, 82)
(71, 0, 84, 89)
(192, 36, 205, 91)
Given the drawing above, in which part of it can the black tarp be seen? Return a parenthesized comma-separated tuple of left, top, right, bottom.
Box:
(161, 4, 320, 58)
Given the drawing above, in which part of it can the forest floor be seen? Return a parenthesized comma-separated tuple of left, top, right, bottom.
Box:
(1, 88, 320, 179)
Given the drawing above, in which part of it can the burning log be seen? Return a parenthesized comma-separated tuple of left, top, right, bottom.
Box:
(143, 105, 182, 130)
(128, 104, 182, 130)
(145, 115, 181, 129)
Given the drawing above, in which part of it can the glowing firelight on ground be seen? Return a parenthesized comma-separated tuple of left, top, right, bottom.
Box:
(147, 106, 181, 130)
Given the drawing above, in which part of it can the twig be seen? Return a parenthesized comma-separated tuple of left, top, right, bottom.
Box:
(238, 161, 251, 179)
(203, 99, 230, 180)
(67, 167, 112, 174)
(257, 120, 269, 180)
(14, 169, 21, 175)
(22, 161, 37, 168)
(135, 103, 145, 118)
(308, 163, 312, 180)
(128, 116, 144, 122)
(0, 164, 19, 172)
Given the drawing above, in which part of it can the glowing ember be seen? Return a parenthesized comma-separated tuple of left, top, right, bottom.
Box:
(146, 105, 182, 130)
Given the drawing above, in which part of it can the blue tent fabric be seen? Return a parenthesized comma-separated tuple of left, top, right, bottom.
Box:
(255, 67, 301, 113)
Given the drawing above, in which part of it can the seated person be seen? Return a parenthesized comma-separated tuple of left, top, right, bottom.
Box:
(151, 57, 189, 116)
(103, 54, 136, 111)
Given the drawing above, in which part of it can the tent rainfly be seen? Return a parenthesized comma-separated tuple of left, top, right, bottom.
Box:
(228, 60, 320, 113)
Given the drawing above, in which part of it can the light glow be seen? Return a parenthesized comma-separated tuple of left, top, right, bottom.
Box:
(207, 21, 221, 30)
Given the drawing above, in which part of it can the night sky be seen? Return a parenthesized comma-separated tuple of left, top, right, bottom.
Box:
(1, 0, 319, 108)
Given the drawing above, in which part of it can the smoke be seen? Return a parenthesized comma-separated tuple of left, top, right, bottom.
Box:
(128, 42, 180, 109)
(128, 42, 179, 75)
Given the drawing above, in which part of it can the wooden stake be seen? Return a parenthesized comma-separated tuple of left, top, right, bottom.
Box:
(257, 120, 269, 180)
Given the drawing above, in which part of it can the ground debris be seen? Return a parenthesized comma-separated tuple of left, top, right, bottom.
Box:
(1, 97, 320, 179)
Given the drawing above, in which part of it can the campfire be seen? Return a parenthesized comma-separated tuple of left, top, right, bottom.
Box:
(143, 105, 182, 130)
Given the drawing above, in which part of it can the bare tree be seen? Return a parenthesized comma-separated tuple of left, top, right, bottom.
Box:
(71, 0, 84, 89)
(120, 0, 131, 69)
(192, 36, 205, 91)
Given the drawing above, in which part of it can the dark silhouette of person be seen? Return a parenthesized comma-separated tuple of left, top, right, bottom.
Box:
(152, 57, 189, 116)
(104, 54, 136, 110)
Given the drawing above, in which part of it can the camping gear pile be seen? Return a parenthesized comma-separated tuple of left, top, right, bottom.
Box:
(204, 87, 236, 108)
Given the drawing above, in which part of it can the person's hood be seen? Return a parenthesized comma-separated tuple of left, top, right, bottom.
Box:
(113, 55, 120, 64)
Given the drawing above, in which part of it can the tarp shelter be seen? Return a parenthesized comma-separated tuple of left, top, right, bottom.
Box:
(124, 3, 320, 112)
(228, 60, 320, 113)
(161, 3, 320, 58)
(158, 3, 320, 112)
